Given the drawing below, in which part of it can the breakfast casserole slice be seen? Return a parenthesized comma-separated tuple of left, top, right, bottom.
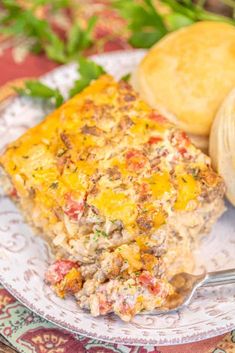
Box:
(0, 75, 225, 321)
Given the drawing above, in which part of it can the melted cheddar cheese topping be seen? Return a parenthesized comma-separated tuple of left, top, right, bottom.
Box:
(0, 75, 210, 238)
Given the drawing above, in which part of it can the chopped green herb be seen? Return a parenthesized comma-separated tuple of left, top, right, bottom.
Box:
(95, 229, 109, 238)
(113, 0, 167, 48)
(114, 0, 235, 49)
(66, 16, 97, 55)
(93, 228, 109, 241)
(191, 168, 199, 179)
(16, 80, 64, 108)
(165, 12, 194, 31)
(120, 73, 131, 82)
(161, 0, 235, 26)
(69, 57, 106, 97)
(0, 1, 97, 63)
(50, 181, 59, 189)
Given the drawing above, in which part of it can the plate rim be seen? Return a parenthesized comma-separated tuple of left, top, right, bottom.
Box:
(0, 276, 234, 346)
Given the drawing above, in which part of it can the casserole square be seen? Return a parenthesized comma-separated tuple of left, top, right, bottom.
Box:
(0, 75, 225, 320)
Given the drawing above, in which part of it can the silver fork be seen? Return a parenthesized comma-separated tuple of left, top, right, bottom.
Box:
(142, 268, 235, 315)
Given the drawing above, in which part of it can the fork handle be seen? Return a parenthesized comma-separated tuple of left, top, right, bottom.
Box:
(202, 268, 235, 287)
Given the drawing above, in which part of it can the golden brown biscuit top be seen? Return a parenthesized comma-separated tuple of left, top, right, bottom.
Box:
(0, 75, 218, 236)
(134, 21, 235, 136)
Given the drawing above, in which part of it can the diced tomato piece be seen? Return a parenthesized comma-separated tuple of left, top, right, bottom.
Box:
(171, 131, 191, 158)
(178, 147, 187, 156)
(9, 187, 18, 198)
(148, 136, 163, 145)
(64, 194, 85, 221)
(138, 182, 150, 195)
(139, 271, 162, 295)
(126, 149, 148, 172)
(173, 131, 190, 147)
(181, 131, 190, 146)
(149, 282, 162, 295)
(45, 259, 77, 285)
(126, 150, 137, 160)
(139, 272, 155, 287)
(99, 298, 113, 315)
(149, 112, 167, 124)
(94, 24, 112, 39)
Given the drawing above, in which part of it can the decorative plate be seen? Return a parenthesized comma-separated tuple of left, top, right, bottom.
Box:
(0, 50, 235, 346)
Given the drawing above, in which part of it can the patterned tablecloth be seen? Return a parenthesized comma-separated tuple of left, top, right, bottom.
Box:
(0, 283, 234, 353)
(0, 1, 234, 352)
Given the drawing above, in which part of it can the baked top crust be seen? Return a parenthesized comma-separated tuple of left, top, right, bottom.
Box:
(0, 75, 222, 235)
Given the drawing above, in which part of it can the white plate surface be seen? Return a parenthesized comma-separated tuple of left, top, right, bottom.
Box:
(0, 50, 235, 346)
